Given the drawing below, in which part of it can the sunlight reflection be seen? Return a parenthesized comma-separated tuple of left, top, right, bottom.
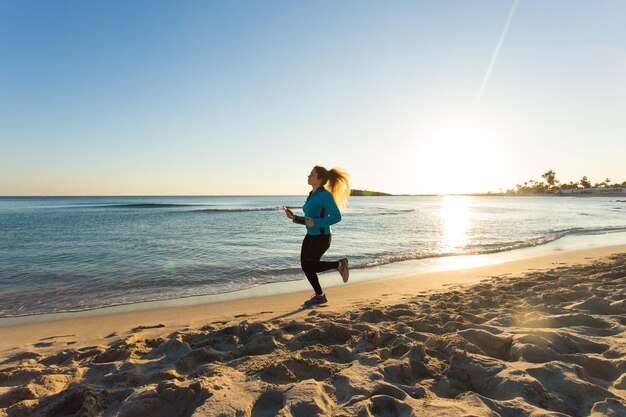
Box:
(434, 254, 501, 271)
(440, 195, 471, 252)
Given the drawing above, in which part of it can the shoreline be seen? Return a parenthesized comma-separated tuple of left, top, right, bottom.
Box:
(1, 243, 624, 360)
(2, 230, 625, 328)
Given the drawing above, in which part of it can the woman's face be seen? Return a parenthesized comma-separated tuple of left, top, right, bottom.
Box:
(308, 168, 322, 188)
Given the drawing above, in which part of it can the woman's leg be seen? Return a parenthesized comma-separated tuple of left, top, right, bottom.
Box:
(300, 234, 339, 294)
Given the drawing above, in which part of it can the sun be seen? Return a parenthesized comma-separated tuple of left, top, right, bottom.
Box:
(414, 115, 509, 194)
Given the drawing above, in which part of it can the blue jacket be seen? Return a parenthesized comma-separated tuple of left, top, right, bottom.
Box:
(293, 187, 342, 235)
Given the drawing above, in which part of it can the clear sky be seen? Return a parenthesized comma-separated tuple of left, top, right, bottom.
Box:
(1, 1, 625, 196)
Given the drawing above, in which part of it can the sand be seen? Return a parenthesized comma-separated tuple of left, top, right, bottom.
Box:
(0, 246, 624, 416)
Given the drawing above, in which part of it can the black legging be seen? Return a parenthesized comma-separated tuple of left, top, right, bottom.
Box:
(300, 234, 340, 295)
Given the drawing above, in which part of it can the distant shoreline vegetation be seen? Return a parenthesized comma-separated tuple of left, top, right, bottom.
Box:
(503, 170, 626, 195)
(351, 171, 626, 197)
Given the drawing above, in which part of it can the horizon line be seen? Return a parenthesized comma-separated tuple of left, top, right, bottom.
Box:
(0, 192, 509, 198)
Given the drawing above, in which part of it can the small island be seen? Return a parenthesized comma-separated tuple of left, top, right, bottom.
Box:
(350, 189, 392, 197)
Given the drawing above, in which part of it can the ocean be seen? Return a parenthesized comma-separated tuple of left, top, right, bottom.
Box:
(1, 195, 625, 317)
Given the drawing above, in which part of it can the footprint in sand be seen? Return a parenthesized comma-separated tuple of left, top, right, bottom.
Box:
(131, 323, 165, 332)
(1, 351, 42, 364)
(251, 390, 286, 417)
(369, 394, 414, 417)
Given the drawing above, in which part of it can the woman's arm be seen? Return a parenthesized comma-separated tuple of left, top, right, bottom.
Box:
(285, 207, 306, 225)
(308, 194, 341, 227)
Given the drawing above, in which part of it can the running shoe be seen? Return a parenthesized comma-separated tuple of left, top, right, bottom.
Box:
(338, 258, 349, 283)
(303, 293, 327, 306)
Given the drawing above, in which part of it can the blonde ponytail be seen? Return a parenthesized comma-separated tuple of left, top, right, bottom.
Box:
(314, 166, 351, 210)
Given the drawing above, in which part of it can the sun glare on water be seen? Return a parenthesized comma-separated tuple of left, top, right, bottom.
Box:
(440, 195, 471, 251)
(436, 195, 502, 270)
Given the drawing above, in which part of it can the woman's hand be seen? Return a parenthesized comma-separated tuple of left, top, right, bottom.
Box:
(305, 217, 314, 227)
(285, 208, 295, 220)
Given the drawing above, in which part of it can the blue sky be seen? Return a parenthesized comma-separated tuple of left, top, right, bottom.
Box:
(1, 1, 625, 195)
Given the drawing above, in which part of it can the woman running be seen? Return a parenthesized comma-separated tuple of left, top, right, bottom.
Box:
(285, 165, 351, 306)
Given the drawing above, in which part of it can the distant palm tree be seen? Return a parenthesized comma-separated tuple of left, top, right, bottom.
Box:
(579, 176, 591, 188)
(541, 170, 557, 187)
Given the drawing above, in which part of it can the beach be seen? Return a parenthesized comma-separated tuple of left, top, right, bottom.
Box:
(1, 245, 624, 416)
(4, 0, 626, 415)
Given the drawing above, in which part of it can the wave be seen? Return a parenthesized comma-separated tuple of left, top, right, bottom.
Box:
(96, 203, 197, 208)
(0, 270, 305, 318)
(196, 207, 415, 215)
(355, 208, 415, 216)
(193, 206, 286, 213)
(471, 225, 626, 254)
(357, 226, 626, 269)
(87, 204, 418, 216)
(379, 209, 416, 216)
(88, 204, 294, 212)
